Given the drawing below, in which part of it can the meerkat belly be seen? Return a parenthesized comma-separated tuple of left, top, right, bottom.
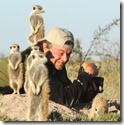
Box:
(36, 25, 44, 38)
(10, 68, 20, 81)
(30, 15, 38, 30)
(32, 66, 44, 85)
(10, 56, 18, 66)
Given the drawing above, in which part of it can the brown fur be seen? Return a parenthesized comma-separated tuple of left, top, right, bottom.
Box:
(26, 51, 50, 121)
(8, 44, 23, 94)
(88, 97, 109, 119)
(28, 5, 45, 45)
(24, 45, 40, 93)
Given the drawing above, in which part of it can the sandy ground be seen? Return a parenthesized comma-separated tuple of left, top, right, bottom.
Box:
(0, 94, 120, 121)
(0, 94, 81, 121)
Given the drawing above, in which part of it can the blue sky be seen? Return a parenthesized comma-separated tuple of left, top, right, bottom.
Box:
(0, 0, 120, 56)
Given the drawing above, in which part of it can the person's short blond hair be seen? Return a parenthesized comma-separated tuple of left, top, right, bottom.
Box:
(81, 62, 99, 77)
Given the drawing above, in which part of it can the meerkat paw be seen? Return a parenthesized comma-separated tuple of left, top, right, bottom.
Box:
(31, 87, 37, 95)
(12, 91, 17, 95)
(11, 65, 15, 70)
(36, 86, 41, 95)
(33, 29, 38, 34)
(14, 65, 18, 70)
(17, 91, 21, 95)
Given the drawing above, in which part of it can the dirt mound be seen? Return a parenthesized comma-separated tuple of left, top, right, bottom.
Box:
(0, 94, 81, 121)
(0, 94, 120, 121)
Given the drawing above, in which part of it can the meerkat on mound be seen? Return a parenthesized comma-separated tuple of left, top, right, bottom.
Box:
(28, 5, 45, 45)
(88, 96, 109, 119)
(24, 45, 40, 93)
(26, 51, 50, 121)
(8, 44, 23, 95)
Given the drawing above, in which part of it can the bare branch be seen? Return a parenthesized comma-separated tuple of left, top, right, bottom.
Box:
(83, 18, 120, 60)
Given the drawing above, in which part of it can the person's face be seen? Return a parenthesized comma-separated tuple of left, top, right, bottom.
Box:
(45, 44, 72, 70)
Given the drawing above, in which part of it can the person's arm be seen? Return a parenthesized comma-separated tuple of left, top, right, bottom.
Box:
(63, 72, 92, 107)
(48, 71, 92, 108)
(63, 71, 101, 107)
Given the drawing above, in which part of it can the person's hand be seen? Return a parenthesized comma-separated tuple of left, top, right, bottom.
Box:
(92, 77, 104, 93)
(88, 82, 97, 91)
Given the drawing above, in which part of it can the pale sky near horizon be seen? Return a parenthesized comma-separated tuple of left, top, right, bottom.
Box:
(0, 0, 120, 57)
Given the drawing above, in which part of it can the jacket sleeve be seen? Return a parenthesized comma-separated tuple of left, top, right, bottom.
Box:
(63, 72, 92, 107)
(49, 72, 92, 108)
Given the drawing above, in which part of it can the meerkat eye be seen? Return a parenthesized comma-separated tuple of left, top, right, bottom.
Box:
(39, 55, 43, 58)
(32, 55, 35, 59)
(33, 7, 35, 10)
(38, 7, 42, 10)
(13, 46, 16, 48)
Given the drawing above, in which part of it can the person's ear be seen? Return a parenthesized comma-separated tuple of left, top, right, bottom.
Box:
(42, 42, 49, 54)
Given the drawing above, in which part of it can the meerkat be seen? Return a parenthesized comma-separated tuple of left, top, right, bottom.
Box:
(8, 44, 23, 95)
(88, 96, 109, 119)
(26, 51, 50, 121)
(28, 5, 45, 45)
(24, 45, 40, 93)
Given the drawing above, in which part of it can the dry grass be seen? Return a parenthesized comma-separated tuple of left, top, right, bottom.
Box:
(66, 59, 120, 101)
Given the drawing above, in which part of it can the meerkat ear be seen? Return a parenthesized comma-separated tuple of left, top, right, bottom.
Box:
(30, 47, 33, 51)
(10, 46, 12, 49)
(33, 7, 35, 10)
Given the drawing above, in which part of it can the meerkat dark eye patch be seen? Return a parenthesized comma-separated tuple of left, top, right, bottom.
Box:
(39, 55, 43, 58)
(38, 7, 42, 10)
(33, 7, 35, 10)
(13, 46, 16, 48)
(32, 55, 35, 59)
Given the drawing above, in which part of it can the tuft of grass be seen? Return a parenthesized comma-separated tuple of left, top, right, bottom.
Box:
(92, 112, 120, 121)
(66, 59, 120, 101)
(0, 114, 13, 121)
(48, 111, 63, 121)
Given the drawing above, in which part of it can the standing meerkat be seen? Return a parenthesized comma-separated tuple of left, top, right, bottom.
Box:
(24, 45, 40, 93)
(28, 5, 45, 45)
(8, 44, 23, 95)
(26, 51, 50, 121)
(88, 97, 109, 119)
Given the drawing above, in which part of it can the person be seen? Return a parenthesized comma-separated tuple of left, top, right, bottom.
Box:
(0, 27, 103, 108)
